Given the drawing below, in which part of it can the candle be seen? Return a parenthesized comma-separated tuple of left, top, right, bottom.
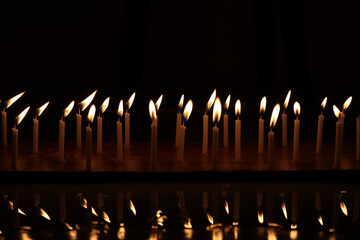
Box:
(293, 102, 301, 162)
(97, 97, 110, 153)
(2, 91, 25, 146)
(202, 89, 216, 154)
(12, 106, 30, 170)
(178, 100, 193, 162)
(125, 92, 136, 148)
(212, 97, 222, 170)
(77, 90, 97, 148)
(258, 96, 266, 154)
(333, 105, 342, 169)
(117, 193, 124, 223)
(86, 105, 96, 171)
(282, 90, 291, 147)
(223, 95, 230, 147)
(234, 192, 240, 221)
(234, 100, 241, 161)
(149, 100, 157, 171)
(202, 192, 208, 210)
(339, 96, 352, 156)
(268, 104, 280, 166)
(357, 114, 360, 161)
(316, 97, 327, 153)
(175, 94, 184, 147)
(117, 100, 124, 162)
(33, 102, 49, 153)
(59, 101, 74, 161)
(59, 193, 66, 224)
(292, 192, 298, 227)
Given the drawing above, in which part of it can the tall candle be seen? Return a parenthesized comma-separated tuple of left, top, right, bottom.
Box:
(282, 90, 291, 147)
(258, 96, 266, 154)
(59, 101, 75, 161)
(268, 104, 280, 166)
(97, 97, 110, 153)
(117, 193, 124, 223)
(293, 102, 301, 161)
(212, 97, 222, 170)
(234, 192, 240, 221)
(202, 192, 208, 210)
(175, 94, 184, 147)
(86, 105, 96, 171)
(117, 100, 124, 162)
(59, 193, 66, 223)
(149, 100, 157, 171)
(223, 95, 230, 147)
(333, 105, 342, 169)
(125, 92, 136, 148)
(357, 114, 360, 161)
(33, 102, 49, 153)
(178, 100, 193, 162)
(12, 106, 30, 170)
(234, 100, 241, 161)
(316, 97, 327, 153)
(202, 89, 216, 154)
(339, 96, 353, 156)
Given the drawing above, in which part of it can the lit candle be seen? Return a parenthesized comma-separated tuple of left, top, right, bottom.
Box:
(97, 97, 110, 153)
(202, 89, 216, 154)
(234, 192, 240, 222)
(59, 193, 66, 224)
(12, 106, 30, 170)
(268, 104, 280, 166)
(258, 96, 266, 154)
(77, 90, 97, 148)
(117, 100, 124, 162)
(357, 114, 360, 161)
(178, 100, 193, 162)
(33, 102, 50, 153)
(293, 102, 301, 162)
(175, 94, 184, 147)
(339, 96, 352, 156)
(291, 192, 298, 227)
(125, 92, 136, 148)
(234, 100, 241, 161)
(59, 101, 74, 161)
(149, 100, 157, 171)
(282, 90, 291, 147)
(223, 95, 230, 147)
(2, 91, 25, 146)
(333, 105, 342, 169)
(316, 97, 327, 153)
(86, 105, 96, 171)
(212, 97, 222, 170)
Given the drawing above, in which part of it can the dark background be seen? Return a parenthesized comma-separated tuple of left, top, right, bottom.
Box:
(0, 0, 359, 143)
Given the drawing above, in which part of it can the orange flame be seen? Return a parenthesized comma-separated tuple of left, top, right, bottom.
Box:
(281, 202, 288, 220)
(293, 102, 301, 116)
(206, 212, 214, 224)
(183, 100, 193, 122)
(340, 201, 348, 216)
(342, 96, 352, 111)
(155, 95, 163, 111)
(260, 96, 266, 115)
(178, 94, 184, 109)
(258, 210, 264, 224)
(102, 210, 111, 223)
(318, 214, 324, 226)
(224, 200, 229, 215)
(270, 104, 280, 128)
(118, 100, 124, 118)
(321, 97, 327, 109)
(63, 101, 75, 119)
(99, 97, 110, 115)
(224, 95, 231, 111)
(212, 97, 222, 124)
(15, 106, 30, 126)
(91, 207, 98, 217)
(5, 91, 25, 109)
(8, 200, 27, 216)
(79, 90, 97, 112)
(129, 199, 136, 216)
(283, 90, 291, 110)
(156, 210, 167, 226)
(184, 217, 192, 229)
(87, 105, 96, 124)
(206, 89, 217, 111)
(149, 100, 157, 122)
(235, 100, 241, 118)
(36, 102, 50, 118)
(127, 92, 136, 110)
(290, 224, 297, 230)
(333, 105, 341, 119)
(39, 208, 51, 220)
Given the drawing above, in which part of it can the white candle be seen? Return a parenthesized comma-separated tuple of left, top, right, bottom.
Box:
(212, 97, 222, 170)
(282, 90, 291, 147)
(293, 102, 301, 161)
(268, 104, 280, 166)
(149, 100, 157, 171)
(86, 105, 96, 171)
(76, 113, 82, 148)
(333, 105, 342, 169)
(175, 94, 184, 147)
(33, 118, 38, 153)
(357, 114, 360, 161)
(202, 114, 209, 154)
(59, 193, 66, 223)
(234, 99, 241, 161)
(1, 110, 7, 146)
(59, 101, 75, 162)
(292, 192, 298, 225)
(117, 100, 124, 162)
(178, 100, 193, 162)
(258, 97, 266, 154)
(97, 116, 102, 153)
(223, 95, 230, 147)
(125, 92, 136, 148)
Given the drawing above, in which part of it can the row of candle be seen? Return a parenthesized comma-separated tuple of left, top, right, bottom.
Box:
(1, 90, 359, 170)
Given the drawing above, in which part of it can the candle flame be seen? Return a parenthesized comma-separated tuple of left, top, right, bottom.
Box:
(91, 207, 98, 217)
(293, 102, 301, 116)
(155, 95, 163, 111)
(37, 102, 50, 118)
(318, 214, 324, 226)
(102, 211, 111, 223)
(149, 100, 157, 121)
(281, 202, 288, 220)
(340, 200, 348, 216)
(79, 90, 97, 112)
(99, 97, 110, 115)
(333, 105, 340, 119)
(342, 96, 352, 111)
(206, 212, 214, 224)
(224, 95, 231, 111)
(118, 100, 124, 118)
(127, 92, 136, 110)
(213, 97, 222, 124)
(206, 89, 217, 111)
(178, 94, 184, 109)
(321, 97, 327, 109)
(290, 224, 297, 230)
(283, 90, 291, 110)
(5, 91, 25, 109)
(235, 99, 241, 117)
(156, 210, 167, 226)
(39, 208, 51, 220)
(183, 100, 193, 122)
(184, 217, 192, 229)
(15, 106, 30, 126)
(269, 104, 280, 128)
(224, 200, 229, 215)
(129, 199, 136, 216)
(63, 101, 75, 119)
(258, 210, 264, 224)
(8, 200, 27, 216)
(87, 105, 96, 124)
(260, 96, 266, 115)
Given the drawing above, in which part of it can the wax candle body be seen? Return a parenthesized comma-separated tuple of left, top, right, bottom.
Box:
(33, 118, 39, 153)
(268, 130, 274, 166)
(257, 191, 263, 207)
(202, 114, 209, 154)
(234, 192, 240, 221)
(292, 192, 298, 224)
(86, 126, 92, 171)
(357, 115, 360, 161)
(97, 116, 102, 153)
(175, 113, 182, 147)
(76, 113, 81, 148)
(59, 193, 66, 223)
(258, 118, 264, 153)
(178, 125, 186, 162)
(117, 193, 124, 222)
(212, 126, 219, 170)
(223, 114, 228, 147)
(293, 118, 300, 161)
(12, 128, 18, 170)
(59, 120, 65, 161)
(202, 192, 208, 209)
(316, 114, 325, 153)
(151, 122, 157, 171)
(1, 111, 7, 146)
(125, 112, 130, 148)
(354, 193, 359, 223)
(117, 120, 123, 161)
(282, 113, 287, 147)
(235, 119, 241, 161)
(334, 121, 342, 169)
(339, 113, 345, 157)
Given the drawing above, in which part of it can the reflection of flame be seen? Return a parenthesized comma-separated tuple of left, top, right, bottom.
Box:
(99, 97, 110, 115)
(206, 89, 217, 111)
(184, 217, 192, 229)
(15, 106, 30, 126)
(258, 210, 264, 224)
(79, 90, 97, 112)
(155, 95, 163, 111)
(87, 105, 96, 124)
(117, 226, 126, 240)
(127, 92, 136, 110)
(206, 212, 214, 224)
(224, 200, 229, 215)
(283, 90, 291, 110)
(37, 102, 50, 118)
(281, 202, 288, 220)
(80, 196, 88, 209)
(343, 96, 352, 111)
(178, 94, 184, 109)
(212, 97, 222, 124)
(129, 199, 136, 216)
(118, 100, 124, 118)
(8, 200, 27, 216)
(260, 96, 266, 115)
(156, 210, 167, 226)
(149, 100, 157, 121)
(321, 97, 327, 109)
(235, 100, 241, 118)
(267, 229, 277, 240)
(293, 102, 301, 116)
(289, 230, 298, 240)
(318, 214, 324, 226)
(39, 208, 51, 220)
(270, 104, 280, 128)
(212, 227, 223, 240)
(290, 224, 297, 229)
(333, 105, 340, 119)
(340, 201, 348, 216)
(224, 95, 231, 111)
(183, 100, 193, 122)
(63, 101, 75, 118)
(5, 91, 25, 109)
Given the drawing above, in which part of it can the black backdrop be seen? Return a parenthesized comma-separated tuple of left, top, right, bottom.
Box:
(0, 0, 359, 143)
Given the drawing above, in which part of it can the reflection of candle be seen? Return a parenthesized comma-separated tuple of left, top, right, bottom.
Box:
(234, 100, 241, 161)
(258, 97, 266, 154)
(357, 114, 360, 161)
(97, 97, 110, 153)
(117, 100, 124, 162)
(293, 102, 301, 161)
(59, 101, 74, 161)
(268, 104, 280, 165)
(333, 105, 342, 169)
(33, 102, 49, 153)
(339, 96, 352, 156)
(175, 94, 184, 147)
(77, 90, 97, 148)
(292, 192, 298, 226)
(316, 97, 327, 153)
(282, 90, 291, 147)
(59, 193, 66, 224)
(223, 95, 230, 147)
(203, 89, 216, 154)
(86, 105, 96, 171)
(234, 192, 240, 221)
(125, 92, 135, 148)
(178, 100, 193, 162)
(12, 106, 30, 170)
(117, 193, 124, 223)
(149, 100, 157, 171)
(212, 97, 222, 170)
